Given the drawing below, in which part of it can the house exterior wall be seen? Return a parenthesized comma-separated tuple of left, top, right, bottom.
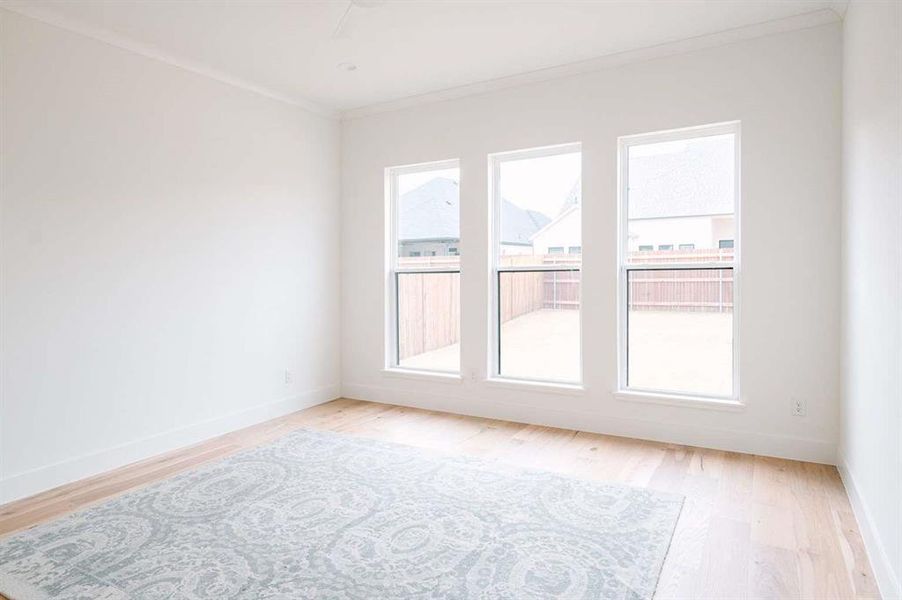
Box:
(628, 215, 735, 251)
(399, 240, 459, 257)
(531, 208, 736, 254)
(532, 209, 582, 254)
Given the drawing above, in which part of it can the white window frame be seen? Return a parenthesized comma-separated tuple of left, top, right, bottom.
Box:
(384, 158, 461, 375)
(616, 122, 741, 406)
(488, 142, 583, 386)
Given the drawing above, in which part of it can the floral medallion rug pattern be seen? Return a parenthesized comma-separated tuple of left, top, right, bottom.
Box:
(0, 428, 682, 599)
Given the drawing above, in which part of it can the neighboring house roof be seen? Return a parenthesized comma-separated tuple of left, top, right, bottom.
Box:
(557, 180, 580, 216)
(398, 178, 460, 241)
(628, 135, 734, 219)
(520, 179, 582, 242)
(529, 204, 579, 242)
(502, 203, 550, 245)
(398, 177, 549, 244)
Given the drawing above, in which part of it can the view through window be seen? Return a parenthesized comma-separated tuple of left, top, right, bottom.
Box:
(621, 125, 738, 398)
(493, 145, 582, 383)
(390, 161, 460, 373)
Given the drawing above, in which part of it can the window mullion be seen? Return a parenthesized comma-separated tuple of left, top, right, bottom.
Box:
(623, 262, 734, 271)
(497, 266, 581, 273)
(395, 268, 461, 275)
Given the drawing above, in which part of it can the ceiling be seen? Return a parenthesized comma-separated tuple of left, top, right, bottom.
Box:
(3, 0, 847, 115)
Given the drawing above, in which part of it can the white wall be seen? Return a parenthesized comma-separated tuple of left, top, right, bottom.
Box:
(839, 1, 902, 597)
(341, 23, 842, 464)
(0, 9, 341, 503)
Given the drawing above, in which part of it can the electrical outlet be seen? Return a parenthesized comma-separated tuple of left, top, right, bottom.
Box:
(792, 397, 806, 417)
(284, 369, 293, 385)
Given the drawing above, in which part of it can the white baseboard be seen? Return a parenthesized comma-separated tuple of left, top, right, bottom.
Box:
(837, 454, 902, 600)
(0, 384, 340, 505)
(341, 382, 836, 464)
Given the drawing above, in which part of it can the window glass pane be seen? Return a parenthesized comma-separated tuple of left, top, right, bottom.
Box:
(627, 134, 734, 264)
(397, 167, 460, 269)
(397, 272, 459, 372)
(499, 270, 580, 382)
(627, 268, 733, 396)
(498, 151, 581, 267)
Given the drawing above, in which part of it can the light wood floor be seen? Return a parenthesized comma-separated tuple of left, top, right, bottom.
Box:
(0, 399, 879, 599)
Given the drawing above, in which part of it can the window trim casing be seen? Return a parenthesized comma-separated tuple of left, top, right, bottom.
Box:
(384, 158, 461, 376)
(616, 121, 742, 405)
(488, 142, 583, 386)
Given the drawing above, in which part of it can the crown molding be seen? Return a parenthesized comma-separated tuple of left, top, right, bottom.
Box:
(341, 8, 841, 121)
(0, 3, 339, 119)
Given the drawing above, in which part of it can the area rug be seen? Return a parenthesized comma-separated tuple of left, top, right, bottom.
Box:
(0, 428, 682, 600)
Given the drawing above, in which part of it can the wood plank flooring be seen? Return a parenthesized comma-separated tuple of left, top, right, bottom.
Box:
(0, 398, 880, 599)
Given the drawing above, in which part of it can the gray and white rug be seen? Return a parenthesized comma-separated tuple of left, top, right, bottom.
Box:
(0, 428, 682, 600)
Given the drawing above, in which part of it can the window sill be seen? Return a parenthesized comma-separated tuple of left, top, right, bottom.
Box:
(614, 389, 744, 411)
(381, 368, 463, 384)
(484, 377, 584, 396)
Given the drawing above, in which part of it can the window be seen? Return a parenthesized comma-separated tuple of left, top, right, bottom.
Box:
(619, 123, 739, 400)
(387, 160, 460, 373)
(490, 144, 581, 383)
(638, 245, 653, 251)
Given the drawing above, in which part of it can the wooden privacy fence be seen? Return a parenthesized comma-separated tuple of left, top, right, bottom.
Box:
(397, 256, 581, 360)
(628, 268, 733, 312)
(627, 248, 734, 313)
(499, 256, 581, 322)
(397, 249, 733, 359)
(397, 270, 460, 360)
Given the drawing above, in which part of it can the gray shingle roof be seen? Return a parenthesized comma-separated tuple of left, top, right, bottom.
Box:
(502, 204, 550, 245)
(398, 178, 550, 244)
(628, 135, 734, 219)
(398, 178, 460, 241)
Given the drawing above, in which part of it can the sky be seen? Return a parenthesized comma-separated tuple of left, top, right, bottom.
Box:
(397, 151, 581, 220)
(398, 167, 459, 194)
(500, 151, 580, 218)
